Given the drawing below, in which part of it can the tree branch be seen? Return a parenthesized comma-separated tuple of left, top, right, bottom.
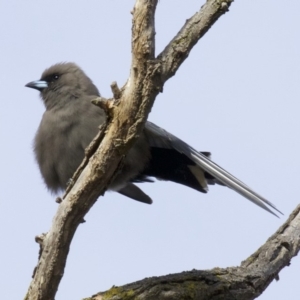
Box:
(87, 204, 300, 300)
(25, 1, 237, 299)
(158, 0, 233, 83)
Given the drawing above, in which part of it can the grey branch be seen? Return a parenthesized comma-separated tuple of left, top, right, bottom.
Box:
(158, 0, 234, 83)
(24, 1, 254, 300)
(89, 204, 300, 300)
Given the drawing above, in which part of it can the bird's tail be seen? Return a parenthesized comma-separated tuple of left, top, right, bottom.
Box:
(145, 122, 282, 217)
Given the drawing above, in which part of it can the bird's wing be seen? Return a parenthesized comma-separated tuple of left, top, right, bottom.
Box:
(145, 121, 282, 217)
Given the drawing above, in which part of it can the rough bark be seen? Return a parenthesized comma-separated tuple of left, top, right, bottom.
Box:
(88, 204, 300, 300)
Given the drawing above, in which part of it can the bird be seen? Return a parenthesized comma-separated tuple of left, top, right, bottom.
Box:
(25, 62, 281, 217)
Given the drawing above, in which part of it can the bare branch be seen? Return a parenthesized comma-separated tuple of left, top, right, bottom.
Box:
(89, 204, 300, 300)
(158, 0, 234, 83)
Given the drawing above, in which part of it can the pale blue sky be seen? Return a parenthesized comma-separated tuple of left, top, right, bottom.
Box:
(1, 1, 299, 299)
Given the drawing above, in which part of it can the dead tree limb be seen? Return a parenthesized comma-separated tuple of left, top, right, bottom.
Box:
(90, 204, 300, 300)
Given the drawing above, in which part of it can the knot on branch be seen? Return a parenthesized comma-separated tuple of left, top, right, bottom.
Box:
(110, 81, 122, 100)
(92, 97, 115, 117)
(55, 197, 62, 203)
(221, 2, 229, 12)
(35, 233, 47, 245)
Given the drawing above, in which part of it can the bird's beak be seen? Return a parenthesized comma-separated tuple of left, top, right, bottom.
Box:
(25, 80, 48, 91)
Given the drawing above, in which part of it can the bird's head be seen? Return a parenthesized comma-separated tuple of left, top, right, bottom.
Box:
(25, 62, 100, 110)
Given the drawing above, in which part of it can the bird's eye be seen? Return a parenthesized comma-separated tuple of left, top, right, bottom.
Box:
(52, 74, 59, 81)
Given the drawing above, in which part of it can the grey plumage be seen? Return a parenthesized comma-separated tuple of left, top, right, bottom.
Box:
(25, 62, 282, 216)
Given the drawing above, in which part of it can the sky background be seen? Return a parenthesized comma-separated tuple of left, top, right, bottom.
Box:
(1, 1, 299, 299)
